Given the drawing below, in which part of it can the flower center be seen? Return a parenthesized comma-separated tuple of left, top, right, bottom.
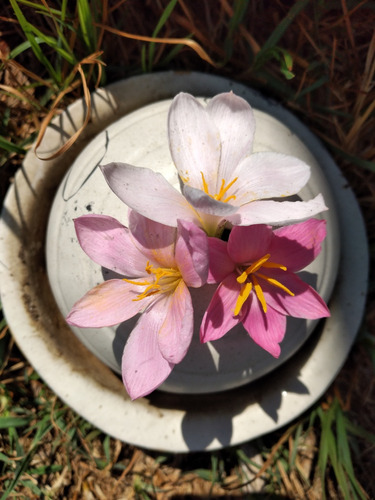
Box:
(124, 262, 182, 301)
(234, 253, 295, 316)
(200, 172, 238, 203)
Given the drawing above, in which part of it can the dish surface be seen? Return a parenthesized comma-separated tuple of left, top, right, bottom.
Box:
(0, 72, 367, 451)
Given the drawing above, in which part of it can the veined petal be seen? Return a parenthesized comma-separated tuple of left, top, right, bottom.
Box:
(229, 194, 328, 226)
(263, 272, 330, 319)
(121, 302, 174, 399)
(100, 162, 197, 227)
(241, 295, 286, 358)
(66, 279, 151, 328)
(74, 214, 148, 276)
(128, 210, 176, 269)
(158, 281, 194, 363)
(200, 274, 243, 342)
(182, 184, 238, 216)
(227, 224, 272, 263)
(232, 153, 311, 204)
(207, 92, 255, 185)
(207, 237, 235, 284)
(168, 93, 221, 190)
(175, 219, 208, 287)
(270, 219, 327, 271)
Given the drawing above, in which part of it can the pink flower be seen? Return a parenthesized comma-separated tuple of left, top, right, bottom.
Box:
(66, 211, 208, 399)
(200, 219, 330, 357)
(100, 92, 327, 236)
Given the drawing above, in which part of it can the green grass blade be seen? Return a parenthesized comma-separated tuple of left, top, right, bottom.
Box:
(147, 0, 179, 71)
(0, 136, 26, 155)
(295, 75, 330, 99)
(9, 39, 35, 59)
(0, 416, 32, 429)
(9, 0, 60, 83)
(77, 0, 98, 52)
(328, 144, 375, 173)
(225, 0, 249, 60)
(258, 0, 310, 55)
(27, 23, 75, 65)
(289, 422, 303, 468)
(14, 0, 62, 16)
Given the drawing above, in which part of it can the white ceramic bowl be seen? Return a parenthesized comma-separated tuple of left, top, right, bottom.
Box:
(0, 72, 367, 451)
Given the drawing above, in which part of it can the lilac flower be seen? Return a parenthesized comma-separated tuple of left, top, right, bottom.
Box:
(66, 211, 208, 399)
(200, 219, 330, 357)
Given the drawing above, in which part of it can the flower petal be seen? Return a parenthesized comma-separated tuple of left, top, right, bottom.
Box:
(263, 272, 330, 319)
(227, 224, 272, 263)
(232, 152, 311, 204)
(128, 210, 176, 269)
(207, 237, 235, 284)
(100, 162, 196, 227)
(168, 93, 221, 190)
(121, 302, 174, 399)
(229, 194, 328, 226)
(175, 219, 208, 287)
(157, 281, 194, 363)
(270, 219, 327, 271)
(200, 274, 243, 342)
(66, 279, 150, 327)
(241, 294, 286, 358)
(73, 214, 147, 276)
(207, 92, 255, 185)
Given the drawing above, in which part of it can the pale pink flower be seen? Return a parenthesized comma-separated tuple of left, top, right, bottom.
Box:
(66, 211, 208, 399)
(100, 92, 327, 236)
(200, 219, 330, 357)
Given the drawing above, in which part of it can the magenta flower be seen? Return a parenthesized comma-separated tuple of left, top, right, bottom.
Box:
(66, 211, 208, 399)
(100, 92, 326, 236)
(200, 219, 330, 357)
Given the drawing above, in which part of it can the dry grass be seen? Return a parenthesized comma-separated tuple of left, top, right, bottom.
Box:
(1, 1, 375, 498)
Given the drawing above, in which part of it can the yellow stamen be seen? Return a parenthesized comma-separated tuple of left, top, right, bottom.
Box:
(215, 176, 238, 201)
(252, 275, 267, 313)
(261, 262, 287, 271)
(237, 254, 271, 283)
(234, 253, 293, 316)
(200, 171, 238, 203)
(201, 171, 210, 195)
(255, 273, 295, 296)
(234, 281, 253, 316)
(123, 262, 181, 302)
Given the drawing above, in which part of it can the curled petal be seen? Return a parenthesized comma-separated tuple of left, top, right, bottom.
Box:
(241, 295, 286, 358)
(100, 162, 196, 227)
(229, 194, 328, 226)
(233, 153, 311, 204)
(73, 214, 147, 276)
(168, 93, 221, 190)
(270, 219, 327, 272)
(158, 281, 194, 363)
(207, 92, 255, 185)
(66, 279, 150, 327)
(121, 303, 174, 399)
(175, 219, 208, 287)
(128, 210, 176, 269)
(200, 274, 242, 342)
